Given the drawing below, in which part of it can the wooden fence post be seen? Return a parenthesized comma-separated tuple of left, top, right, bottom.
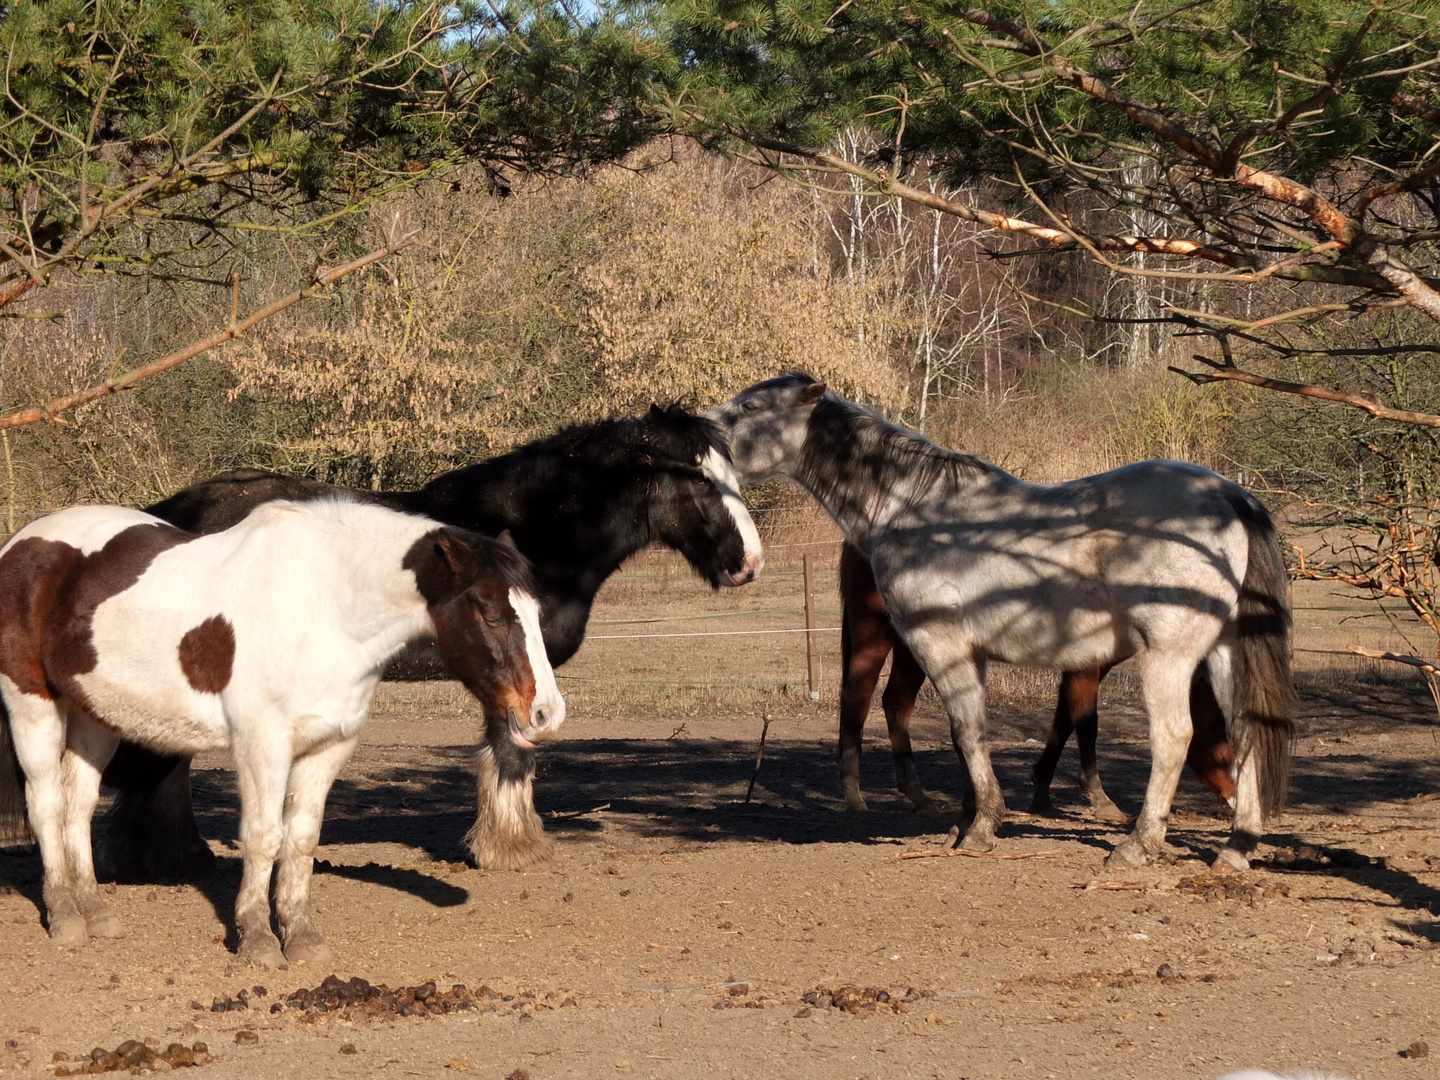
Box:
(804, 553, 820, 700)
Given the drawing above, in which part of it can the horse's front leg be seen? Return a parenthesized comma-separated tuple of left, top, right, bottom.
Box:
(61, 711, 123, 939)
(905, 631, 1003, 851)
(5, 689, 86, 946)
(233, 739, 291, 970)
(881, 639, 938, 812)
(464, 714, 548, 871)
(1107, 653, 1194, 870)
(275, 735, 359, 965)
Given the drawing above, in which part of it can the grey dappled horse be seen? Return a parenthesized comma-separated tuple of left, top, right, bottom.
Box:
(708, 375, 1294, 871)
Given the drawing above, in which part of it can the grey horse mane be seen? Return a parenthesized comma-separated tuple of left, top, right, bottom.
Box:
(789, 375, 1002, 520)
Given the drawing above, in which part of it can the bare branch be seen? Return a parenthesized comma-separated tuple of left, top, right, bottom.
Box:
(1169, 353, 1440, 429)
(0, 230, 421, 431)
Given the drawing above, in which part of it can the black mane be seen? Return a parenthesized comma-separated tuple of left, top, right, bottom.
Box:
(490, 405, 729, 475)
(459, 529, 538, 596)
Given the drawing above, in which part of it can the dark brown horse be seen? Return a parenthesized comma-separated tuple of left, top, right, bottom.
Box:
(838, 542, 1237, 819)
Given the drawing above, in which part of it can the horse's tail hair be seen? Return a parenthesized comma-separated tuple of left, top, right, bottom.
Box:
(0, 694, 32, 846)
(1227, 489, 1296, 820)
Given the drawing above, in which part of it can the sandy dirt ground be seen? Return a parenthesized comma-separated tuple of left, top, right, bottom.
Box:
(3, 550, 1440, 1080)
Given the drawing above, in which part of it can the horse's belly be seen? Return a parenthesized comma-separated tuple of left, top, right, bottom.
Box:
(69, 671, 229, 753)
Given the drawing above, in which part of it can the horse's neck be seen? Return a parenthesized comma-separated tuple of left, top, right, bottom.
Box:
(788, 444, 1005, 547)
(304, 514, 434, 664)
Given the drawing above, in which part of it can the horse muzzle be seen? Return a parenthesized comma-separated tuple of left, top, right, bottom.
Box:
(722, 551, 764, 587)
(507, 704, 563, 749)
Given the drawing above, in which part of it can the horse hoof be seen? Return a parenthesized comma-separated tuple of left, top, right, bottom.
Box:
(912, 796, 943, 814)
(1213, 848, 1249, 874)
(284, 939, 336, 966)
(1106, 841, 1148, 870)
(1028, 797, 1060, 818)
(48, 914, 88, 948)
(958, 828, 996, 853)
(1090, 802, 1132, 825)
(238, 938, 289, 971)
(86, 910, 126, 939)
(843, 795, 869, 812)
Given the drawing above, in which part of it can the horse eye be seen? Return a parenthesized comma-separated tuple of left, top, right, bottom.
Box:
(469, 597, 506, 626)
(741, 398, 761, 413)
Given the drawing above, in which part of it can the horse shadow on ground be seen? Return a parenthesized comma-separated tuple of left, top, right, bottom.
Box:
(158, 688, 1440, 922)
(5, 680, 1437, 935)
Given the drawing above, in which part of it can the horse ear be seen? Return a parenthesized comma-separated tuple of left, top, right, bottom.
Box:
(496, 528, 518, 550)
(798, 382, 827, 406)
(648, 403, 668, 420)
(434, 529, 479, 579)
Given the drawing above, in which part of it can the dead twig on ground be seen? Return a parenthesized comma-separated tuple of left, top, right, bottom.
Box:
(744, 713, 773, 805)
(545, 803, 610, 821)
(898, 848, 1065, 861)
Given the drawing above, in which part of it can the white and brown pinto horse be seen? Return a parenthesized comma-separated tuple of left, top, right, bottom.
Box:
(709, 375, 1294, 871)
(0, 499, 562, 967)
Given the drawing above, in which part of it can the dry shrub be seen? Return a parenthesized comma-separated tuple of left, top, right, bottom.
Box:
(230, 145, 902, 487)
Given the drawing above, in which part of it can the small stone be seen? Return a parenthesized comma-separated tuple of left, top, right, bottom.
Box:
(233, 1030, 259, 1046)
(51, 1052, 69, 1063)
(445, 1059, 470, 1071)
(1407, 1040, 1430, 1059)
(1156, 963, 1175, 980)
(340, 1044, 357, 1056)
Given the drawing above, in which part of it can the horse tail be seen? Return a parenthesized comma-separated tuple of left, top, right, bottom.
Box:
(0, 694, 31, 846)
(1226, 489, 1296, 820)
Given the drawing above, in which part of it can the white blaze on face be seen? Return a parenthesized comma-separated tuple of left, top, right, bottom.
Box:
(509, 586, 564, 734)
(699, 447, 765, 583)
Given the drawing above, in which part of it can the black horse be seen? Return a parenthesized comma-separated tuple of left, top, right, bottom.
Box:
(101, 405, 762, 878)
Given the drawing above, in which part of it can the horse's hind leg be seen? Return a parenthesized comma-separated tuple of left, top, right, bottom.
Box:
(838, 596, 892, 812)
(62, 711, 123, 939)
(233, 740, 290, 970)
(1203, 644, 1262, 873)
(275, 736, 358, 965)
(906, 630, 1003, 851)
(1107, 652, 1194, 870)
(2, 686, 86, 945)
(881, 639, 938, 812)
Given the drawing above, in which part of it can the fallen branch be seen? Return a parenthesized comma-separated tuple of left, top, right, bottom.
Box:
(545, 803, 610, 821)
(0, 229, 421, 431)
(897, 847, 1065, 861)
(1077, 880, 1148, 891)
(1345, 645, 1440, 678)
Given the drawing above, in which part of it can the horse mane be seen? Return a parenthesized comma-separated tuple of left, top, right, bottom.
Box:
(510, 405, 727, 473)
(448, 529, 537, 595)
(784, 373, 1001, 517)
